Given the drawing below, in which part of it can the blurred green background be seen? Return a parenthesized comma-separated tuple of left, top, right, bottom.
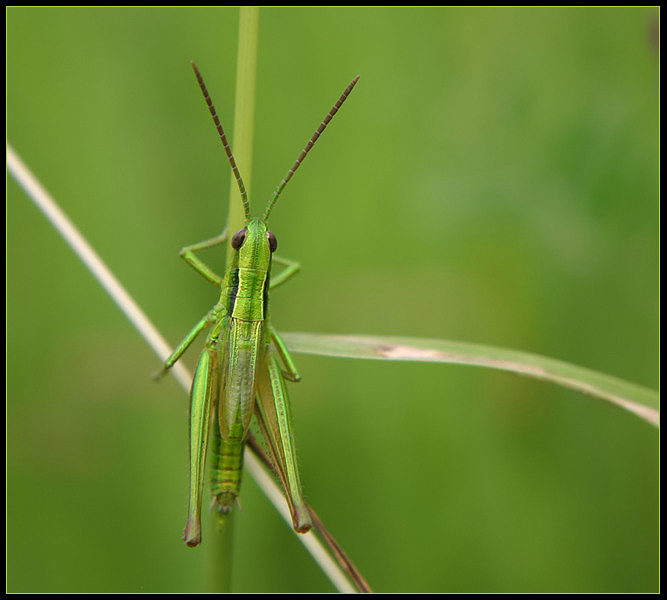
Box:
(7, 7, 658, 593)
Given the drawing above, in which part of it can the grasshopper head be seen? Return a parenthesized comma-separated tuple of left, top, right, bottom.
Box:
(230, 218, 277, 269)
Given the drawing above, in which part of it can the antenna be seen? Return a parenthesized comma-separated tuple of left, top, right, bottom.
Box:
(191, 61, 251, 222)
(262, 75, 360, 222)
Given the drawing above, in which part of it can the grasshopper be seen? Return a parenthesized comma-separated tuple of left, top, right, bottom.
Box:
(160, 62, 359, 547)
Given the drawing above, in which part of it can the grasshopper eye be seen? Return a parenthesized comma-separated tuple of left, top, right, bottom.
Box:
(231, 228, 247, 250)
(266, 231, 277, 253)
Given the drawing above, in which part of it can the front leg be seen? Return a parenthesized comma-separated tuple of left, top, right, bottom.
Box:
(270, 254, 300, 289)
(270, 326, 301, 382)
(153, 309, 219, 380)
(179, 227, 228, 286)
(155, 229, 228, 380)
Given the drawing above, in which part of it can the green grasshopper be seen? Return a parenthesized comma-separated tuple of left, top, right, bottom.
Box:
(160, 62, 359, 547)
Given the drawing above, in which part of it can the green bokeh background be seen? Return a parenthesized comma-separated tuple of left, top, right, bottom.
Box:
(7, 7, 658, 593)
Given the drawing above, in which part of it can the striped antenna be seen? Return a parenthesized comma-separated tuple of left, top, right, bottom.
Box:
(262, 75, 360, 222)
(191, 62, 251, 222)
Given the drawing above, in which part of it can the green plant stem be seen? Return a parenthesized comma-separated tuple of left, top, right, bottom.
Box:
(208, 7, 260, 592)
(225, 6, 259, 270)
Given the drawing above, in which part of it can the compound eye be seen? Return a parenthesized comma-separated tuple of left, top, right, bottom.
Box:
(266, 230, 277, 253)
(231, 228, 247, 250)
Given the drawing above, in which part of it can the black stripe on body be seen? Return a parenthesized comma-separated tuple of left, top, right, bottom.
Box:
(227, 268, 239, 314)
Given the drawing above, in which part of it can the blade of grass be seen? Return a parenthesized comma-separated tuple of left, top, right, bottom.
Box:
(281, 332, 659, 427)
(224, 6, 258, 266)
(207, 6, 261, 591)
